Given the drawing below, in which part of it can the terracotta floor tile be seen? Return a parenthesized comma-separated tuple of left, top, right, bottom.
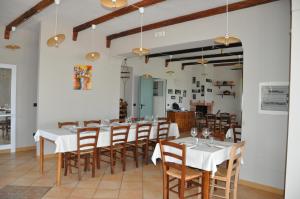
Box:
(93, 188, 120, 198)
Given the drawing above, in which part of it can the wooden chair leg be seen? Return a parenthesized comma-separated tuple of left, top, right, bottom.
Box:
(179, 179, 185, 199)
(61, 153, 65, 168)
(78, 155, 81, 181)
(122, 148, 126, 172)
(110, 148, 114, 174)
(145, 144, 149, 165)
(92, 151, 96, 178)
(97, 148, 100, 169)
(64, 153, 68, 176)
(135, 147, 138, 168)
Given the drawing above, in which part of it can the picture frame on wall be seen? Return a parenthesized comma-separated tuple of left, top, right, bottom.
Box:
(168, 89, 173, 94)
(175, 89, 181, 95)
(207, 88, 212, 92)
(206, 78, 212, 83)
(171, 96, 176, 100)
(201, 85, 205, 92)
(196, 81, 200, 87)
(192, 77, 196, 84)
(183, 90, 187, 97)
(179, 96, 183, 103)
(192, 94, 196, 100)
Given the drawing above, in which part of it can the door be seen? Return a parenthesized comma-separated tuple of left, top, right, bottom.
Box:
(0, 64, 16, 152)
(138, 75, 153, 118)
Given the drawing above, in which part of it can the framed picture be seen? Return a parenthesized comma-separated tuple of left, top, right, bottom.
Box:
(259, 82, 289, 115)
(192, 94, 196, 100)
(171, 96, 176, 100)
(179, 96, 183, 103)
(207, 88, 212, 92)
(168, 89, 173, 94)
(183, 90, 187, 97)
(192, 77, 196, 84)
(201, 85, 205, 92)
(206, 78, 212, 83)
(73, 64, 92, 90)
(196, 81, 200, 87)
(198, 89, 201, 93)
(201, 93, 204, 97)
(175, 89, 181, 95)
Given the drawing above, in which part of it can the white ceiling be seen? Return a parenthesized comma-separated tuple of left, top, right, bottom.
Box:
(0, 0, 242, 35)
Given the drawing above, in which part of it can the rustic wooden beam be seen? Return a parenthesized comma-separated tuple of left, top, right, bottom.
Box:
(73, 0, 165, 41)
(165, 51, 243, 66)
(214, 62, 243, 67)
(146, 42, 242, 62)
(4, 0, 54, 39)
(106, 0, 277, 47)
(181, 58, 243, 70)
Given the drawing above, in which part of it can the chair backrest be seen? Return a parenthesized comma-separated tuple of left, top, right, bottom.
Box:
(84, 120, 101, 127)
(76, 127, 100, 152)
(58, 121, 79, 128)
(159, 140, 186, 179)
(136, 123, 152, 143)
(156, 122, 170, 142)
(157, 117, 168, 122)
(110, 125, 130, 146)
(226, 141, 245, 180)
(110, 119, 125, 123)
(233, 126, 242, 143)
(206, 114, 216, 131)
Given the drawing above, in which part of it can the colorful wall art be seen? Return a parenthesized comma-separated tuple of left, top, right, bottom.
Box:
(73, 64, 92, 90)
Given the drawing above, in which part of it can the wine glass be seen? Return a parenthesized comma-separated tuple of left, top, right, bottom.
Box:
(191, 127, 198, 143)
(202, 128, 211, 140)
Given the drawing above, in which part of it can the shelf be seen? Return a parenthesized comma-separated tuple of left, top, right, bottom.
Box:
(217, 93, 236, 98)
(214, 84, 235, 89)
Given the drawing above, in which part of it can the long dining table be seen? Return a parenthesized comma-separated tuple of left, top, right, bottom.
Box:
(34, 122, 180, 186)
(151, 137, 234, 199)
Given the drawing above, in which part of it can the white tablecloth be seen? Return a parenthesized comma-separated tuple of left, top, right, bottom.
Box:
(151, 137, 234, 176)
(34, 123, 180, 153)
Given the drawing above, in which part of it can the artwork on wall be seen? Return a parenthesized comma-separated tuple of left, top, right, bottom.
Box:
(192, 94, 196, 100)
(171, 96, 176, 100)
(207, 88, 212, 92)
(168, 89, 173, 94)
(192, 77, 196, 84)
(201, 93, 204, 97)
(179, 96, 183, 103)
(183, 90, 187, 97)
(175, 89, 181, 95)
(73, 64, 92, 90)
(206, 78, 212, 83)
(196, 81, 200, 87)
(259, 82, 289, 115)
(201, 85, 205, 92)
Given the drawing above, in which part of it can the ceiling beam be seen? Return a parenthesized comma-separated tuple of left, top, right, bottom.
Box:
(214, 62, 243, 67)
(106, 0, 278, 47)
(4, 0, 54, 39)
(181, 58, 243, 70)
(145, 42, 242, 63)
(165, 51, 243, 67)
(72, 0, 165, 41)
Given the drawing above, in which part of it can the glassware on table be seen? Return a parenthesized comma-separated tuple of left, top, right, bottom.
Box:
(202, 128, 211, 140)
(190, 127, 198, 143)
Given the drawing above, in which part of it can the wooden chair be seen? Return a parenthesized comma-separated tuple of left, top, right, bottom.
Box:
(127, 123, 152, 167)
(206, 114, 216, 131)
(99, 125, 130, 174)
(220, 113, 230, 133)
(110, 119, 125, 123)
(229, 114, 238, 127)
(159, 140, 202, 199)
(64, 127, 100, 180)
(149, 122, 170, 149)
(58, 121, 79, 168)
(158, 117, 168, 122)
(84, 120, 101, 127)
(233, 126, 242, 143)
(210, 141, 245, 199)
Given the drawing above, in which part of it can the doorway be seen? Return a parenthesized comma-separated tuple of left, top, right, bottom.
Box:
(0, 64, 16, 152)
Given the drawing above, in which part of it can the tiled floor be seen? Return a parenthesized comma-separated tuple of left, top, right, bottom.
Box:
(0, 150, 283, 199)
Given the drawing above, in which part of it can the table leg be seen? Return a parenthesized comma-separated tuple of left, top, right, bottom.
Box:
(39, 137, 44, 174)
(202, 171, 210, 199)
(56, 152, 62, 186)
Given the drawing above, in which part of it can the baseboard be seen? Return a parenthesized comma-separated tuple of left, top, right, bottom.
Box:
(0, 146, 36, 154)
(239, 179, 284, 195)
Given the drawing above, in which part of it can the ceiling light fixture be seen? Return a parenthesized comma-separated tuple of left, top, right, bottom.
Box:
(132, 7, 150, 56)
(100, 0, 127, 9)
(85, 24, 100, 61)
(232, 55, 243, 68)
(197, 48, 208, 65)
(5, 26, 21, 50)
(47, 0, 65, 47)
(214, 0, 240, 46)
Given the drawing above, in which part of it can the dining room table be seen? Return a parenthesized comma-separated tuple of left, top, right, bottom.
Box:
(151, 137, 235, 199)
(34, 122, 180, 186)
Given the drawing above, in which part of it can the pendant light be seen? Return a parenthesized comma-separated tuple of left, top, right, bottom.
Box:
(100, 0, 127, 9)
(214, 0, 240, 46)
(197, 48, 208, 65)
(85, 24, 100, 61)
(5, 26, 21, 50)
(47, 0, 65, 47)
(132, 7, 150, 56)
(232, 55, 243, 68)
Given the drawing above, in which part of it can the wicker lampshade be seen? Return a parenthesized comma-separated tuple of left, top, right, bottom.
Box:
(47, 34, 65, 47)
(5, 44, 21, 50)
(132, 47, 150, 56)
(197, 59, 208, 64)
(85, 52, 100, 61)
(214, 35, 240, 46)
(100, 0, 127, 8)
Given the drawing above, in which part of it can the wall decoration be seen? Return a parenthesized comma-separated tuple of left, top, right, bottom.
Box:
(207, 88, 212, 92)
(175, 89, 181, 95)
(198, 89, 201, 93)
(171, 96, 176, 100)
(192, 94, 196, 100)
(259, 82, 289, 115)
(201, 85, 205, 92)
(179, 96, 183, 103)
(196, 81, 200, 87)
(206, 78, 212, 83)
(73, 64, 92, 90)
(192, 77, 196, 84)
(201, 93, 204, 97)
(168, 89, 173, 94)
(183, 90, 187, 97)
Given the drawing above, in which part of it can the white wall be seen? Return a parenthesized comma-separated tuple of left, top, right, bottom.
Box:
(111, 0, 290, 189)
(0, 26, 39, 148)
(285, 0, 300, 198)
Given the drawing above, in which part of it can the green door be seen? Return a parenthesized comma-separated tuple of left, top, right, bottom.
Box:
(139, 76, 153, 118)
